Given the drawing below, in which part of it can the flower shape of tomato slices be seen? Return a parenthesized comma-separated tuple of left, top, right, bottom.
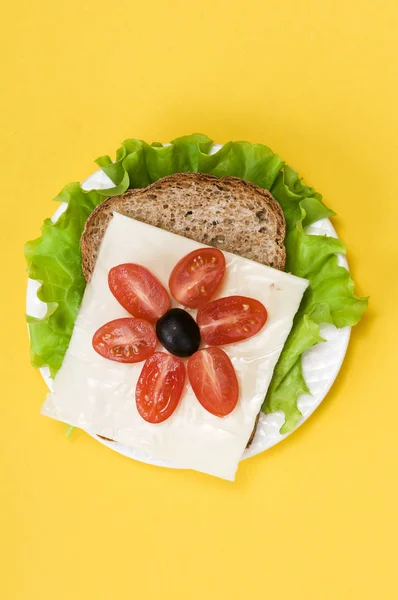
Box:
(92, 248, 268, 424)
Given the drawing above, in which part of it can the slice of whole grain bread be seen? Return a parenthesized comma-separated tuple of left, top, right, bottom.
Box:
(82, 172, 286, 449)
(81, 172, 286, 281)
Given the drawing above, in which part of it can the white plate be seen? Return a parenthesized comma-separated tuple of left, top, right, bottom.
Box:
(26, 147, 350, 469)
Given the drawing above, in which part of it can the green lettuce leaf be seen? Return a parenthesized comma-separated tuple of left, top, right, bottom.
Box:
(25, 134, 368, 432)
(263, 178, 368, 429)
(265, 360, 310, 434)
(24, 183, 103, 377)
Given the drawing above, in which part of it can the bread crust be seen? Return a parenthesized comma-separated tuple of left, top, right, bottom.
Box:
(81, 172, 286, 281)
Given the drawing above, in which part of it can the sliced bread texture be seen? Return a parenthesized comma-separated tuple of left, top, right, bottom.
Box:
(81, 172, 286, 281)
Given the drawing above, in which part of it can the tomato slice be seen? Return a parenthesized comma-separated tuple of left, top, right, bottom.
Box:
(188, 348, 239, 417)
(197, 296, 268, 346)
(108, 264, 170, 323)
(136, 352, 186, 424)
(169, 248, 226, 309)
(92, 318, 156, 363)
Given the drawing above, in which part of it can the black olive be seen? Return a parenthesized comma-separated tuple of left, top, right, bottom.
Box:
(156, 309, 201, 358)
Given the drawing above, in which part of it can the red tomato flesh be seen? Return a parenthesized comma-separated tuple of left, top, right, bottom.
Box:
(108, 264, 170, 323)
(169, 248, 226, 309)
(197, 296, 268, 346)
(92, 318, 156, 363)
(188, 348, 239, 417)
(136, 352, 186, 424)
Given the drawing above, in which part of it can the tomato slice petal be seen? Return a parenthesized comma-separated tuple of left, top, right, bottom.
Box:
(197, 296, 268, 346)
(108, 264, 170, 323)
(136, 352, 186, 424)
(169, 248, 226, 308)
(188, 348, 239, 417)
(92, 318, 157, 363)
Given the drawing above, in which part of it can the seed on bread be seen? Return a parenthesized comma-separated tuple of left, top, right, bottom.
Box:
(81, 172, 286, 282)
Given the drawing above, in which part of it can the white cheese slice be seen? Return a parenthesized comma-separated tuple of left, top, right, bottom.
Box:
(42, 213, 308, 481)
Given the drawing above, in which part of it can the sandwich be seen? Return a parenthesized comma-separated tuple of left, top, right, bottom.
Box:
(25, 134, 367, 481)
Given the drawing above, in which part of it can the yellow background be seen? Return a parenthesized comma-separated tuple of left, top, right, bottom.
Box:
(1, 1, 397, 598)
